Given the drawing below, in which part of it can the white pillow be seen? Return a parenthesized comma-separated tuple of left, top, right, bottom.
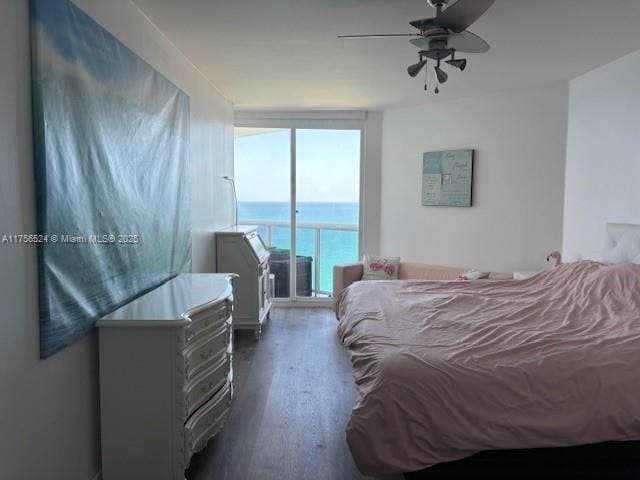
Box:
(459, 269, 491, 280)
(361, 254, 400, 281)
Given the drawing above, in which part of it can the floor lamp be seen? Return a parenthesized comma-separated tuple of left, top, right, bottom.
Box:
(222, 175, 238, 229)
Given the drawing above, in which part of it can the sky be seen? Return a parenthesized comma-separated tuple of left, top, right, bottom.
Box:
(234, 129, 361, 203)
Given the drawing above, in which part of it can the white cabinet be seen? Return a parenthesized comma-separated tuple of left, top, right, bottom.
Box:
(97, 274, 236, 480)
(215, 226, 272, 337)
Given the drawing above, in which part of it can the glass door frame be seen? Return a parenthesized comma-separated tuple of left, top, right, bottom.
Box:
(234, 112, 365, 306)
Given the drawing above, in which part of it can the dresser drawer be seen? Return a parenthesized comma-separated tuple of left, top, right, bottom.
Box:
(184, 380, 232, 459)
(183, 352, 230, 418)
(186, 302, 230, 345)
(182, 326, 230, 380)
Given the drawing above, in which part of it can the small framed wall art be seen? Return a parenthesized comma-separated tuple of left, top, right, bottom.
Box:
(422, 149, 473, 207)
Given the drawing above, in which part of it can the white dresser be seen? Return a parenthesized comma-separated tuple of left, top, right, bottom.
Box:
(97, 273, 236, 480)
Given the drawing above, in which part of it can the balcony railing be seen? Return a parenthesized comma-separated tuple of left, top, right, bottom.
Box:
(239, 219, 358, 297)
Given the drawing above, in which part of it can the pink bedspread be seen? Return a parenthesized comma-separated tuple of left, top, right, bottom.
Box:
(336, 261, 640, 475)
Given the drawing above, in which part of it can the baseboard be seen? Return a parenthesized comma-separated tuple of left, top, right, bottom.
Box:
(91, 470, 102, 480)
(272, 299, 333, 308)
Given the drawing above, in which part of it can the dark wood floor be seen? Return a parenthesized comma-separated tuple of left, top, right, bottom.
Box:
(186, 307, 401, 480)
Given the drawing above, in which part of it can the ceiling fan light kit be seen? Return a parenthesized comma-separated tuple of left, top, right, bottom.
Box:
(446, 58, 467, 71)
(339, 0, 495, 94)
(407, 58, 428, 78)
(434, 61, 449, 84)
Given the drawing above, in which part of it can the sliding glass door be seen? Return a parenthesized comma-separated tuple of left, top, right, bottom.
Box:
(234, 126, 361, 302)
(234, 128, 292, 298)
(295, 129, 360, 297)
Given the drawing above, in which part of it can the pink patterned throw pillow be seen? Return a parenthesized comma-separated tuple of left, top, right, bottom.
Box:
(362, 255, 400, 281)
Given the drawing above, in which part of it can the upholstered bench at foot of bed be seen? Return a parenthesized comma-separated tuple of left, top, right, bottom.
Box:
(332, 262, 467, 310)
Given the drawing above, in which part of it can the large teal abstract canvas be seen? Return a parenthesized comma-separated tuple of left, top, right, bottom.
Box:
(31, 0, 191, 357)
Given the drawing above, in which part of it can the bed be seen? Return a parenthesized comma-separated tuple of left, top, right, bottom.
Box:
(336, 223, 640, 476)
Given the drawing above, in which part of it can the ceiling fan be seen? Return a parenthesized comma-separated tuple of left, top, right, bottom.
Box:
(339, 0, 495, 94)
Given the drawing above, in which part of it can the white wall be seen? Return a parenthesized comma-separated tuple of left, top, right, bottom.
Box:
(562, 50, 640, 262)
(361, 111, 383, 256)
(379, 84, 568, 273)
(0, 1, 233, 479)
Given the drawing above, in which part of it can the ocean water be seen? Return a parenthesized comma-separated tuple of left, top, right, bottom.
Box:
(238, 202, 359, 295)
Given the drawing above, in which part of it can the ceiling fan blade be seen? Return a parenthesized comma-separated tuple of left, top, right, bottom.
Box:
(437, 0, 495, 33)
(447, 31, 490, 53)
(409, 37, 432, 49)
(409, 17, 435, 29)
(409, 30, 489, 53)
(338, 33, 420, 39)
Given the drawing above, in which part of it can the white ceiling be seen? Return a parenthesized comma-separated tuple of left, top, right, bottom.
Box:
(132, 0, 640, 110)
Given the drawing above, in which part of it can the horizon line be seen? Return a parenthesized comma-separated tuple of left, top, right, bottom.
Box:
(238, 200, 359, 204)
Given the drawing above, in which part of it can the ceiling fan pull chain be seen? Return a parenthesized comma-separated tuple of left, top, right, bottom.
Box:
(424, 60, 428, 91)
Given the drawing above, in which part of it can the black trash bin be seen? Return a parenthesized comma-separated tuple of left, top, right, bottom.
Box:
(269, 249, 313, 297)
